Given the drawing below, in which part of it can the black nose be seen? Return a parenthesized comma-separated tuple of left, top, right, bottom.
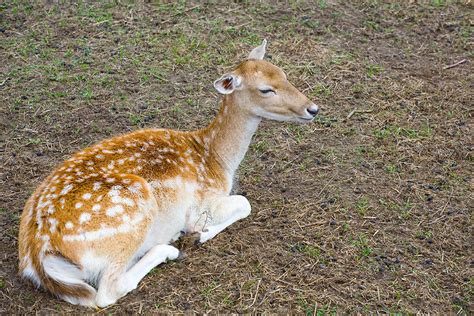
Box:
(307, 107, 319, 116)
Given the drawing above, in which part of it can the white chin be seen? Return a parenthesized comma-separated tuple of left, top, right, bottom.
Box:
(257, 112, 294, 122)
(255, 110, 314, 123)
(295, 117, 314, 123)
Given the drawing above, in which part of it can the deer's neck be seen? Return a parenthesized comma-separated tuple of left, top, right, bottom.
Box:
(200, 94, 260, 178)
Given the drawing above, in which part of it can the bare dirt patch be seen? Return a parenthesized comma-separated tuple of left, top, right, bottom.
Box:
(1, 1, 472, 314)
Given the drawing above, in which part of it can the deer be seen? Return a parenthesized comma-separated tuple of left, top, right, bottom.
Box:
(18, 39, 319, 308)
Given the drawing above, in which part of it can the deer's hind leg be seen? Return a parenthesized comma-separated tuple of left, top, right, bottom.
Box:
(95, 244, 179, 307)
(91, 175, 180, 307)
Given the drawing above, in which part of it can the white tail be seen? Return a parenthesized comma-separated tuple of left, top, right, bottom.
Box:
(18, 39, 319, 307)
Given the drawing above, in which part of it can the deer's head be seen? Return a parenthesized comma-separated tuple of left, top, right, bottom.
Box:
(214, 39, 319, 123)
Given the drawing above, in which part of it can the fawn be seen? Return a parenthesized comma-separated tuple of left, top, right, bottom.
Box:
(18, 39, 319, 307)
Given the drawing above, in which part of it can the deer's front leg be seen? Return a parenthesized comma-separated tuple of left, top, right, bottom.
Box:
(199, 195, 251, 243)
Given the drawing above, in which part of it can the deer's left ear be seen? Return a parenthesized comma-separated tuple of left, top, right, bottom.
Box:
(248, 39, 267, 60)
(213, 73, 242, 94)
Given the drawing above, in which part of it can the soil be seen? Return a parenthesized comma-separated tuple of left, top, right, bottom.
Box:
(0, 1, 472, 314)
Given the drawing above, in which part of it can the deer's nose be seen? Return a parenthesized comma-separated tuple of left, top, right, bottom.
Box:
(306, 104, 319, 117)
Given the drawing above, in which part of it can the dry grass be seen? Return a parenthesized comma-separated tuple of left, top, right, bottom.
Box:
(0, 1, 472, 314)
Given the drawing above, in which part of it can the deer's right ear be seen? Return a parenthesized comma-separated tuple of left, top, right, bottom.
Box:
(213, 74, 242, 94)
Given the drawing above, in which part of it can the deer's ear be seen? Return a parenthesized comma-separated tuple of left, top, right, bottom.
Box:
(248, 39, 267, 60)
(213, 73, 242, 94)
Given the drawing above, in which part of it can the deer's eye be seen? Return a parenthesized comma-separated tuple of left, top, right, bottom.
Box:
(259, 88, 276, 94)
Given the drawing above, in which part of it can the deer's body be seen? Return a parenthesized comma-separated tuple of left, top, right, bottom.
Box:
(18, 40, 319, 307)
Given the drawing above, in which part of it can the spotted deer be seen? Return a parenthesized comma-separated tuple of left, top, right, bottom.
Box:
(18, 39, 319, 307)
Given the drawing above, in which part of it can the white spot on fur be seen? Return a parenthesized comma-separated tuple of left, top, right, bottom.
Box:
(111, 196, 121, 204)
(60, 184, 73, 196)
(48, 218, 58, 233)
(82, 193, 92, 200)
(75, 202, 83, 209)
(93, 182, 101, 191)
(110, 196, 135, 206)
(79, 213, 91, 224)
(108, 186, 122, 197)
(106, 205, 124, 217)
(46, 204, 55, 214)
(128, 182, 143, 195)
(65, 221, 74, 229)
(92, 204, 101, 212)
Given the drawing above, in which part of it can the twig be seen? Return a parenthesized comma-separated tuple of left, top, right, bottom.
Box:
(245, 279, 261, 309)
(0, 77, 10, 87)
(347, 108, 373, 119)
(94, 20, 110, 26)
(317, 173, 337, 198)
(443, 59, 467, 70)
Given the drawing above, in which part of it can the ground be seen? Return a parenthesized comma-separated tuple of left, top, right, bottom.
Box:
(0, 1, 472, 314)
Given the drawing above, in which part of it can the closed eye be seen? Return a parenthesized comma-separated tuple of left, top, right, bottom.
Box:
(259, 88, 276, 94)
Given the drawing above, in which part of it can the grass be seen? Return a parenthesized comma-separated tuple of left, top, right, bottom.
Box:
(0, 0, 472, 314)
(352, 234, 374, 259)
(297, 298, 336, 316)
(295, 243, 327, 263)
(355, 197, 370, 216)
